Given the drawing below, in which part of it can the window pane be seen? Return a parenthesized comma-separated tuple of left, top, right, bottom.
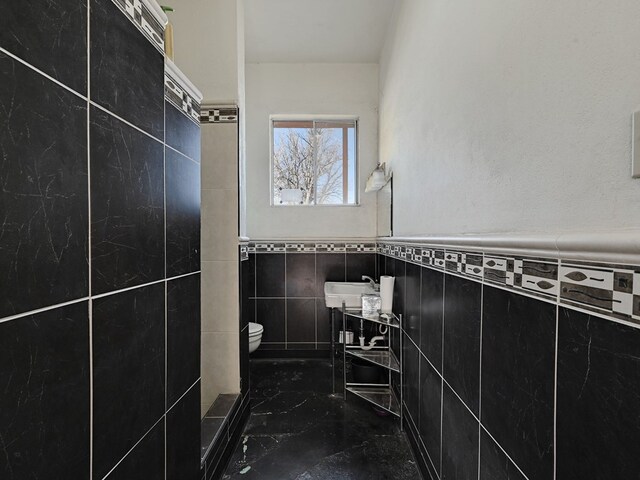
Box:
(272, 120, 357, 205)
(273, 124, 316, 205)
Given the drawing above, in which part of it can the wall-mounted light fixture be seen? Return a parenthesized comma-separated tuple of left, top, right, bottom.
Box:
(364, 163, 391, 192)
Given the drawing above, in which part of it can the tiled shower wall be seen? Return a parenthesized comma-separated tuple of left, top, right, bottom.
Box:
(1, 1, 201, 479)
(243, 241, 377, 354)
(378, 242, 640, 480)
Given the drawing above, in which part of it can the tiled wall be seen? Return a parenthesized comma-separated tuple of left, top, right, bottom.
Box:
(0, 1, 201, 479)
(379, 241, 640, 480)
(243, 241, 377, 354)
(200, 108, 241, 415)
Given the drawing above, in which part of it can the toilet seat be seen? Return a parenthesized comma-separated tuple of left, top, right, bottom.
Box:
(249, 322, 263, 337)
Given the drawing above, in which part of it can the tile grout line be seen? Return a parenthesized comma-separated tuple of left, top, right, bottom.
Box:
(477, 269, 484, 480)
(89, 100, 164, 145)
(0, 269, 202, 326)
(87, 1, 93, 478)
(0, 46, 87, 102)
(440, 266, 445, 475)
(167, 377, 201, 414)
(553, 305, 559, 480)
(165, 142, 200, 165)
(0, 296, 91, 325)
(100, 415, 165, 480)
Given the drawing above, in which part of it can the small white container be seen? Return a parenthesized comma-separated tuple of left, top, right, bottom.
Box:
(339, 330, 354, 344)
(361, 294, 381, 316)
(380, 276, 395, 313)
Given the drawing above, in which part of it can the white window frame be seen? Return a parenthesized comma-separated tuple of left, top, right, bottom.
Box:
(269, 115, 360, 207)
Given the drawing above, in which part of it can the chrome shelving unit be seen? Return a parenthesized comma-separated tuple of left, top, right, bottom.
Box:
(339, 304, 403, 426)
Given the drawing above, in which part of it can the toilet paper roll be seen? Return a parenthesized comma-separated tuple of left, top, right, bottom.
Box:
(380, 275, 395, 313)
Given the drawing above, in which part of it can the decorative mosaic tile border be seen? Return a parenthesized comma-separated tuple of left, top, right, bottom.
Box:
(165, 73, 201, 124)
(379, 241, 640, 326)
(112, 0, 165, 53)
(200, 107, 238, 124)
(249, 242, 376, 254)
(559, 260, 640, 323)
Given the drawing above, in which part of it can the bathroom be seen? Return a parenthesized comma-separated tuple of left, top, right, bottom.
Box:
(2, 0, 640, 479)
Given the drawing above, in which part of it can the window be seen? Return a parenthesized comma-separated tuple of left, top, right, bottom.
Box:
(271, 119, 358, 205)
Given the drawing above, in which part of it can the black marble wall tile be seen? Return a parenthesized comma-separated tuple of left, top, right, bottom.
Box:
(403, 335, 420, 427)
(93, 283, 165, 479)
(256, 254, 285, 297)
(0, 55, 88, 318)
(0, 302, 89, 479)
(393, 258, 406, 316)
(167, 274, 201, 407)
(90, 107, 164, 295)
(167, 382, 201, 480)
(257, 299, 285, 343)
(315, 253, 345, 297)
(105, 421, 165, 480)
(286, 253, 316, 297)
(557, 308, 640, 479)
(441, 384, 479, 480)
(166, 101, 202, 162)
(377, 253, 386, 278)
(443, 274, 481, 414)
(405, 261, 421, 345)
(287, 298, 316, 343)
(420, 266, 444, 373)
(0, 0, 87, 94)
(479, 430, 526, 480)
(316, 302, 332, 343)
(166, 148, 201, 277)
(90, 0, 164, 140)
(481, 286, 555, 480)
(346, 253, 376, 282)
(419, 354, 442, 475)
(240, 326, 250, 396)
(241, 254, 256, 329)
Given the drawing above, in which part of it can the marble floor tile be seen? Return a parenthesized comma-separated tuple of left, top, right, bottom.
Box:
(223, 359, 420, 480)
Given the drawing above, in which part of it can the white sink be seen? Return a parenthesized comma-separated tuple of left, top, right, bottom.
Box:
(324, 282, 376, 308)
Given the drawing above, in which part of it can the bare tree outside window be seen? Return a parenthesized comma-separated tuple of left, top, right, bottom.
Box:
(272, 120, 357, 205)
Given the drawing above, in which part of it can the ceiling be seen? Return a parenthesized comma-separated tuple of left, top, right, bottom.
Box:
(244, 0, 398, 63)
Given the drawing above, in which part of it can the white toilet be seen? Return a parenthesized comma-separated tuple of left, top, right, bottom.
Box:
(248, 322, 264, 354)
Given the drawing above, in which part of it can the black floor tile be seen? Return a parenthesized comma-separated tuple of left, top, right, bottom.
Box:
(222, 359, 420, 480)
(207, 394, 240, 418)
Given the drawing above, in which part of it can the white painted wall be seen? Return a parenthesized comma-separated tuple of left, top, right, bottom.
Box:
(245, 63, 379, 239)
(380, 0, 640, 236)
(170, 0, 240, 103)
(170, 0, 245, 415)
